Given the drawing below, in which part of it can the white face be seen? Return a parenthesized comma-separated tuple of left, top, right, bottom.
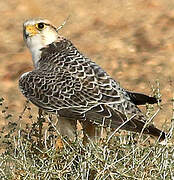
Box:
(23, 18, 58, 68)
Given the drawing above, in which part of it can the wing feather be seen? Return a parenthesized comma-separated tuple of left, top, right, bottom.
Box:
(19, 39, 164, 139)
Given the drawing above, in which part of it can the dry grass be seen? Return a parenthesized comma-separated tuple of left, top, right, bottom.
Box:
(0, 88, 173, 179)
(1, 0, 174, 129)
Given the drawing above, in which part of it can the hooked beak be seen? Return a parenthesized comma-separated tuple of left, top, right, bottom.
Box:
(23, 25, 38, 39)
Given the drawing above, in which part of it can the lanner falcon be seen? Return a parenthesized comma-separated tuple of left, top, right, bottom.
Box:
(19, 18, 165, 141)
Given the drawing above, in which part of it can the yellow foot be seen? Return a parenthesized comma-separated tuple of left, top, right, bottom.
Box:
(56, 137, 63, 149)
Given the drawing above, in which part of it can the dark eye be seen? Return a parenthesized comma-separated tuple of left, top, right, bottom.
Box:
(37, 23, 45, 29)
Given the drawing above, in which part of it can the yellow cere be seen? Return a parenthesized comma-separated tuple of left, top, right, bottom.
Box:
(26, 25, 38, 36)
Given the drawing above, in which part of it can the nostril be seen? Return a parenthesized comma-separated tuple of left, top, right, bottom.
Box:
(27, 27, 32, 31)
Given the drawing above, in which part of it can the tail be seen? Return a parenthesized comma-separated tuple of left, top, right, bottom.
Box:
(126, 91, 161, 105)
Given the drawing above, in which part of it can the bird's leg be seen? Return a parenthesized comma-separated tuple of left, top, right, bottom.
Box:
(82, 121, 98, 144)
(56, 117, 77, 142)
(82, 121, 108, 145)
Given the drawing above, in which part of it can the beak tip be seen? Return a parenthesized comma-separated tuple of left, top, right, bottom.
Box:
(23, 29, 29, 39)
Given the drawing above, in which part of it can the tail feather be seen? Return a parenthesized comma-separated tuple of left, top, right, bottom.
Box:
(127, 91, 161, 105)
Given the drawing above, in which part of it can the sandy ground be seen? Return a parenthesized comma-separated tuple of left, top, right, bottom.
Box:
(0, 0, 174, 131)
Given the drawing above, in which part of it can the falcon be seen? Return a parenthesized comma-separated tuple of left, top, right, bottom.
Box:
(19, 18, 165, 141)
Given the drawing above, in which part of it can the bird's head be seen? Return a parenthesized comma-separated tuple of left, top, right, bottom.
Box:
(23, 18, 58, 68)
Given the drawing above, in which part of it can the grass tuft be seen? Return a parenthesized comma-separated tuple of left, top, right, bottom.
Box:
(0, 86, 173, 179)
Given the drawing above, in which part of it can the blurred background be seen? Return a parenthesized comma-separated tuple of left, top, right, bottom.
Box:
(0, 0, 174, 130)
